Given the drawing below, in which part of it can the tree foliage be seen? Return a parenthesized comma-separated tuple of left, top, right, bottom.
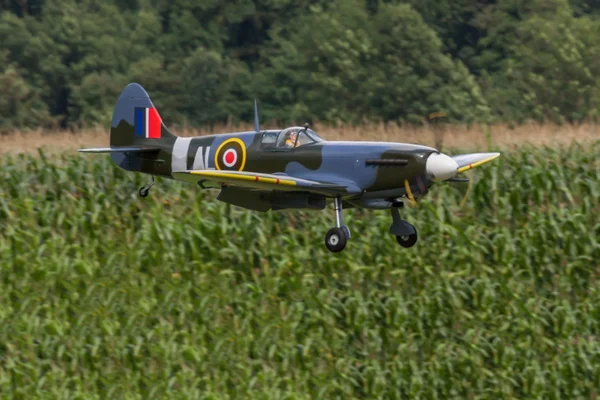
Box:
(476, 0, 600, 122)
(0, 0, 599, 130)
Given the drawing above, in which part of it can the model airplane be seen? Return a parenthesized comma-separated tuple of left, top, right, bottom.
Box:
(79, 83, 500, 252)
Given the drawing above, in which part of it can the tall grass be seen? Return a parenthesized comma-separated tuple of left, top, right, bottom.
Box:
(0, 142, 599, 398)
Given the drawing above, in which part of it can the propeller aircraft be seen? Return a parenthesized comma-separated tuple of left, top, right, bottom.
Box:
(79, 83, 500, 252)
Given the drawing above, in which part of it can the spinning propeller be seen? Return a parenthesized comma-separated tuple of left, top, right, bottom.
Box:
(404, 152, 500, 207)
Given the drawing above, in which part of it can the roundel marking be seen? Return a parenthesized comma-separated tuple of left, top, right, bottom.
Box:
(223, 149, 237, 167)
(214, 138, 247, 171)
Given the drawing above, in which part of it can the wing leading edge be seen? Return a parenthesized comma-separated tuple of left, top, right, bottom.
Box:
(173, 170, 348, 195)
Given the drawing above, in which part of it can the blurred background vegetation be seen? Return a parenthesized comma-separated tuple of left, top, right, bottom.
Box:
(1, 0, 600, 132)
(1, 1, 600, 398)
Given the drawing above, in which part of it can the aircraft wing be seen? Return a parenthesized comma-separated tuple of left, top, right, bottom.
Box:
(172, 170, 349, 195)
(452, 152, 500, 173)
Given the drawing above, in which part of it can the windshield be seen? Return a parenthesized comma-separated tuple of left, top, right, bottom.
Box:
(306, 129, 324, 142)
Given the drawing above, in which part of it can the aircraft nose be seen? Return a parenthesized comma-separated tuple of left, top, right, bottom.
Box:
(426, 152, 458, 182)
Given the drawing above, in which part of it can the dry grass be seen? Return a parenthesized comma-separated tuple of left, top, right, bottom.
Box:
(2, 122, 598, 154)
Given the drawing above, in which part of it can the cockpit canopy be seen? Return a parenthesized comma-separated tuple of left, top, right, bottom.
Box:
(261, 127, 324, 150)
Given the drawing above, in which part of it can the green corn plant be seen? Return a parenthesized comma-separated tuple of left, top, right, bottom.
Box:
(0, 142, 598, 398)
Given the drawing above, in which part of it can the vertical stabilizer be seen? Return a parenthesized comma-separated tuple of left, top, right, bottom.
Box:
(110, 83, 176, 147)
(108, 83, 176, 174)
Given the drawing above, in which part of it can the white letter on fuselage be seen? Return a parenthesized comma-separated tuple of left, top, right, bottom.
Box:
(192, 146, 210, 170)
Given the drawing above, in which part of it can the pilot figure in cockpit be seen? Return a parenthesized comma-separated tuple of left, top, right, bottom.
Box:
(284, 129, 298, 148)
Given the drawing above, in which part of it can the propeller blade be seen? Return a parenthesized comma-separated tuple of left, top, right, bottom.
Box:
(459, 177, 473, 208)
(452, 152, 500, 173)
(446, 177, 470, 183)
(404, 179, 418, 207)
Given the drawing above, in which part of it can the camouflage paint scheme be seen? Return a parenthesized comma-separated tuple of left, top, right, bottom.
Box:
(80, 83, 500, 250)
(107, 84, 441, 204)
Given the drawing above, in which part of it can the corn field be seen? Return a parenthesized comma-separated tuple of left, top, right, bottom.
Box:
(0, 142, 599, 399)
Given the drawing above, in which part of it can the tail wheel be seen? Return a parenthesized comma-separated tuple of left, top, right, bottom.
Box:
(325, 227, 348, 253)
(396, 231, 418, 248)
(139, 187, 149, 198)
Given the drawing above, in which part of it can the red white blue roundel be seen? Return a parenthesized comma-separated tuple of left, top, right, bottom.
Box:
(214, 138, 247, 171)
(223, 148, 238, 168)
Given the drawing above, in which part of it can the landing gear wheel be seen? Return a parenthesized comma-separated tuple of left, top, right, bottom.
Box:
(138, 176, 155, 198)
(325, 227, 348, 253)
(396, 231, 418, 248)
(139, 187, 150, 198)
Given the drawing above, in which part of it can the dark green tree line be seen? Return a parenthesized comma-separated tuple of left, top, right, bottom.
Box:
(0, 0, 598, 130)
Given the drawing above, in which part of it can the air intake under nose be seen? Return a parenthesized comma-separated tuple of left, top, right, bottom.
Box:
(426, 153, 459, 182)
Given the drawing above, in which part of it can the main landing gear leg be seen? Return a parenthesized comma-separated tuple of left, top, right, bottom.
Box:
(325, 197, 351, 252)
(389, 207, 418, 248)
(138, 176, 155, 198)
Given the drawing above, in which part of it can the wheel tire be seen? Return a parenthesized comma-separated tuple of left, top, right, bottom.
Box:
(325, 227, 348, 253)
(396, 230, 418, 248)
(139, 187, 149, 198)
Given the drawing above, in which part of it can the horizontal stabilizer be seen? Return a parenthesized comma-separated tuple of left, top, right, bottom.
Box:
(452, 152, 500, 173)
(78, 147, 160, 154)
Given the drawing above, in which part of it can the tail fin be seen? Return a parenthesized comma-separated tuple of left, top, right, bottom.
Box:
(110, 83, 176, 147)
(78, 83, 178, 174)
